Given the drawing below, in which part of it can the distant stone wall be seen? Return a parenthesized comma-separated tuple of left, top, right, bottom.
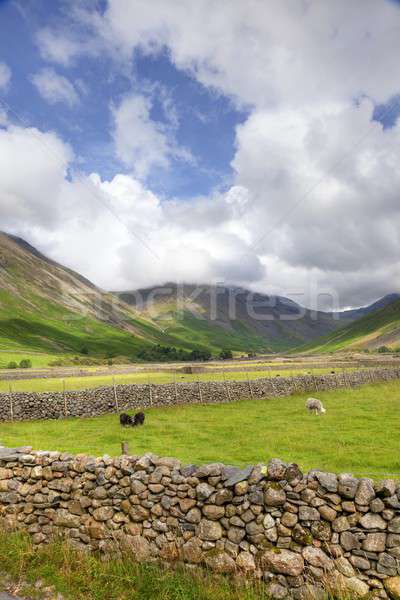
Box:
(1, 446, 400, 599)
(0, 367, 399, 423)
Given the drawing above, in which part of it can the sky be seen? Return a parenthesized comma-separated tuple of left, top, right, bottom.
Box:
(1, 0, 400, 310)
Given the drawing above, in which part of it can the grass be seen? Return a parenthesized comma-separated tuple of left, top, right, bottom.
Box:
(0, 366, 352, 393)
(0, 531, 263, 600)
(161, 311, 276, 352)
(298, 299, 400, 353)
(0, 531, 351, 600)
(1, 380, 399, 478)
(0, 350, 71, 369)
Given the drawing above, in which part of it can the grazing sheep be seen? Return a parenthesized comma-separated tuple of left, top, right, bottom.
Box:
(132, 411, 145, 426)
(119, 413, 133, 427)
(306, 397, 326, 415)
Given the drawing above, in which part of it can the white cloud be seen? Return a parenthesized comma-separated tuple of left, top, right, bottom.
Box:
(5, 1, 400, 307)
(101, 0, 400, 109)
(36, 28, 83, 66)
(0, 62, 11, 90)
(0, 124, 73, 228)
(91, 0, 400, 306)
(112, 93, 192, 179)
(31, 68, 79, 107)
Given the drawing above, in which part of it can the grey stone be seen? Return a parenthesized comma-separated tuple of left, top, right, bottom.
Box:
(376, 479, 396, 498)
(196, 482, 214, 500)
(389, 517, 400, 533)
(299, 506, 320, 521)
(362, 533, 387, 552)
(355, 479, 375, 505)
(350, 555, 371, 570)
(359, 513, 387, 530)
(224, 466, 253, 487)
(341, 531, 361, 551)
(261, 548, 304, 576)
(338, 474, 359, 499)
(315, 471, 338, 492)
(302, 546, 332, 570)
(267, 459, 287, 481)
(197, 519, 223, 541)
(264, 485, 286, 507)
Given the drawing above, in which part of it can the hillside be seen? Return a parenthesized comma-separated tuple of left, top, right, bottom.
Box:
(116, 283, 344, 353)
(1, 231, 398, 365)
(0, 232, 186, 366)
(339, 293, 400, 321)
(297, 299, 400, 353)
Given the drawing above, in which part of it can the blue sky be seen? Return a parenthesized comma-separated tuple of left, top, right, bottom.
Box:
(0, 0, 247, 199)
(1, 0, 400, 308)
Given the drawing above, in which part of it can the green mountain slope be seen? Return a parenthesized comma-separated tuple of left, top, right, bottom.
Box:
(0, 233, 192, 365)
(297, 299, 400, 353)
(2, 231, 397, 364)
(116, 283, 345, 353)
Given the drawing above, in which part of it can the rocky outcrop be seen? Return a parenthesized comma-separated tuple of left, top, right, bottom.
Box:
(1, 447, 400, 598)
(0, 367, 399, 423)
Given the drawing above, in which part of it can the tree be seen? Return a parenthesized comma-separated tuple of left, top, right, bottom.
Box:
(19, 359, 32, 369)
(219, 349, 233, 360)
(7, 361, 17, 369)
(81, 346, 89, 355)
(190, 349, 212, 362)
(377, 345, 390, 353)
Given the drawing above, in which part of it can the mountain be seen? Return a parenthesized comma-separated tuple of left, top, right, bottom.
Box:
(339, 293, 400, 321)
(0, 232, 184, 364)
(1, 231, 398, 364)
(116, 283, 344, 353)
(297, 298, 400, 353)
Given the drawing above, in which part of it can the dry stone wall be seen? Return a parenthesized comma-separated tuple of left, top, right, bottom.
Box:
(0, 367, 400, 423)
(1, 447, 400, 599)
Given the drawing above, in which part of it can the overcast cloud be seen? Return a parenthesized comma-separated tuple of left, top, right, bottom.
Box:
(2, 0, 400, 309)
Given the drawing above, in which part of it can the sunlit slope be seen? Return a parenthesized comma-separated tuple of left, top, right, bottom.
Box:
(117, 283, 344, 353)
(297, 299, 400, 353)
(0, 232, 202, 361)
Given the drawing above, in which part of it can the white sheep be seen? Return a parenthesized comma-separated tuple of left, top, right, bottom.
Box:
(306, 397, 326, 415)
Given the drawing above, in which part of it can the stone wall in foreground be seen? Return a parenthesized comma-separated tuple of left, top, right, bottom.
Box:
(1, 447, 400, 599)
(0, 367, 400, 423)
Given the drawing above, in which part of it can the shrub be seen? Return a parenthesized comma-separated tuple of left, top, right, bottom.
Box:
(219, 349, 233, 360)
(7, 361, 18, 369)
(137, 345, 212, 363)
(377, 345, 390, 353)
(19, 359, 32, 369)
(81, 346, 89, 355)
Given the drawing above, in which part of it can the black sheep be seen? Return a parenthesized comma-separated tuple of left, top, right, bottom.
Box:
(132, 411, 145, 426)
(119, 413, 133, 427)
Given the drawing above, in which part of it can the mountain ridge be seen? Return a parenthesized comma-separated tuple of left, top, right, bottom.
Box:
(1, 231, 399, 363)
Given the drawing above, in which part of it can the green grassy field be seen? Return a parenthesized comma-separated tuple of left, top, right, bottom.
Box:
(0, 366, 349, 393)
(298, 299, 400, 353)
(1, 380, 399, 478)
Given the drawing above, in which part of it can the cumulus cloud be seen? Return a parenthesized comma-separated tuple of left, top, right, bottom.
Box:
(0, 124, 73, 228)
(101, 0, 400, 109)
(112, 93, 192, 179)
(5, 0, 400, 307)
(0, 62, 11, 90)
(0, 118, 263, 291)
(31, 68, 79, 107)
(92, 0, 400, 306)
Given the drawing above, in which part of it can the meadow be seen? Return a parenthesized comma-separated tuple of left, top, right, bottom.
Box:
(1, 380, 399, 478)
(0, 365, 352, 393)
